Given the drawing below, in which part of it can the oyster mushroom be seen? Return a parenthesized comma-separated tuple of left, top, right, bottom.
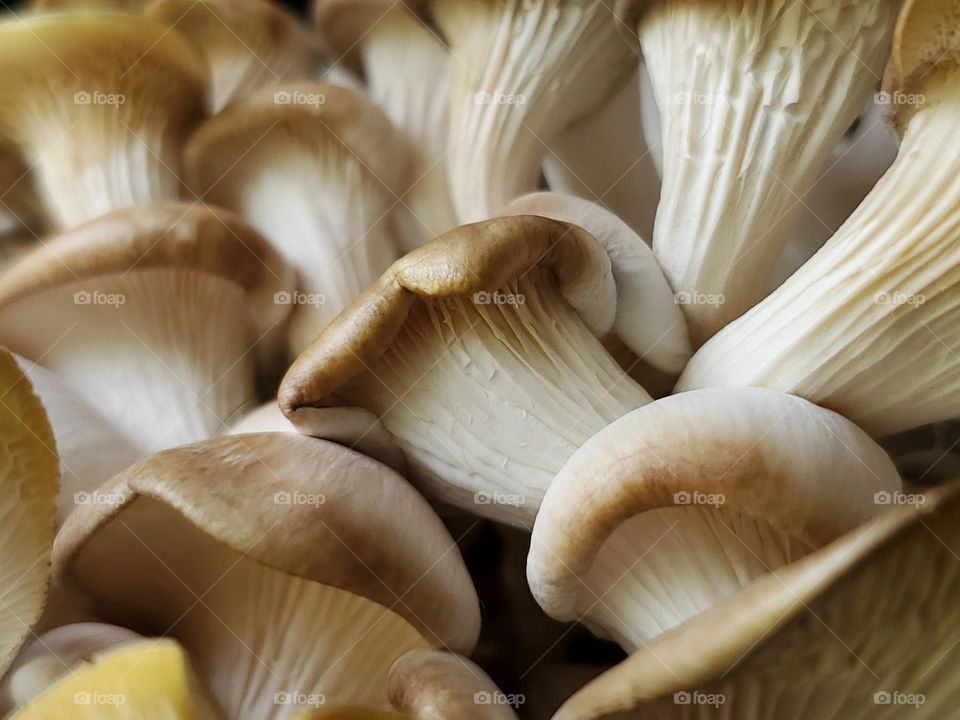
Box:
(0, 348, 58, 676)
(0, 13, 206, 231)
(552, 479, 960, 719)
(314, 0, 457, 250)
(527, 387, 901, 650)
(503, 192, 690, 375)
(677, 0, 960, 437)
(53, 433, 480, 717)
(183, 82, 405, 355)
(433, 0, 635, 223)
(146, 0, 321, 113)
(388, 650, 519, 719)
(621, 0, 899, 343)
(0, 203, 293, 453)
(280, 216, 653, 526)
(9, 640, 222, 719)
(0, 623, 142, 713)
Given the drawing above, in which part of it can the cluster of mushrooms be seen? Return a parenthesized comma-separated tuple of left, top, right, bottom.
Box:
(0, 0, 957, 716)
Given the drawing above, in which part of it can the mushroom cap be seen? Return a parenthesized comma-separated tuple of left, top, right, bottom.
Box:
(53, 432, 480, 652)
(0, 348, 58, 676)
(146, 0, 320, 113)
(8, 639, 221, 719)
(503, 192, 691, 375)
(388, 650, 519, 720)
(280, 215, 617, 417)
(183, 80, 407, 201)
(553, 480, 960, 719)
(528, 386, 901, 623)
(293, 710, 412, 719)
(882, 0, 960, 130)
(0, 202, 293, 341)
(0, 12, 205, 141)
(313, 0, 428, 72)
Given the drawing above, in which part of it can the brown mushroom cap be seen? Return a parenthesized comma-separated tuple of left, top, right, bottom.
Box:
(553, 480, 960, 719)
(280, 215, 616, 415)
(53, 432, 480, 654)
(314, 0, 429, 72)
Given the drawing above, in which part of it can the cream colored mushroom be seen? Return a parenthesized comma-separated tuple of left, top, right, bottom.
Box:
(552, 479, 960, 720)
(527, 387, 901, 650)
(678, 0, 960, 437)
(146, 0, 321, 113)
(0, 348, 58, 677)
(9, 640, 223, 719)
(280, 216, 653, 526)
(183, 82, 406, 356)
(314, 0, 457, 250)
(388, 650, 519, 719)
(503, 192, 690, 375)
(432, 0, 635, 223)
(0, 13, 206, 231)
(620, 0, 899, 344)
(54, 433, 480, 717)
(0, 203, 293, 453)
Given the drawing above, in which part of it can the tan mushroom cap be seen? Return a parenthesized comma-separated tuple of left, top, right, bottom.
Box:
(0, 202, 293, 339)
(9, 639, 222, 720)
(280, 215, 616, 415)
(553, 480, 960, 719)
(883, 0, 960, 129)
(528, 387, 901, 640)
(388, 650, 519, 720)
(0, 348, 58, 676)
(146, 0, 320, 113)
(53, 432, 480, 653)
(313, 0, 428, 72)
(184, 80, 406, 201)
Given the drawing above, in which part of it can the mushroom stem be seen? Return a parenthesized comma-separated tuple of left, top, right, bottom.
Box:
(634, 0, 897, 344)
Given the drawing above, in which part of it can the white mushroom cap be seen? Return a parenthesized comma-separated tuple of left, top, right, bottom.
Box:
(0, 202, 294, 453)
(54, 433, 480, 716)
(503, 192, 690, 375)
(622, 0, 898, 344)
(0, 623, 142, 713)
(280, 217, 653, 525)
(433, 0, 635, 223)
(0, 13, 207, 230)
(388, 650, 519, 719)
(8, 639, 223, 719)
(0, 348, 58, 677)
(146, 0, 321, 113)
(183, 81, 406, 356)
(528, 387, 901, 650)
(552, 479, 960, 719)
(677, 0, 960, 436)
